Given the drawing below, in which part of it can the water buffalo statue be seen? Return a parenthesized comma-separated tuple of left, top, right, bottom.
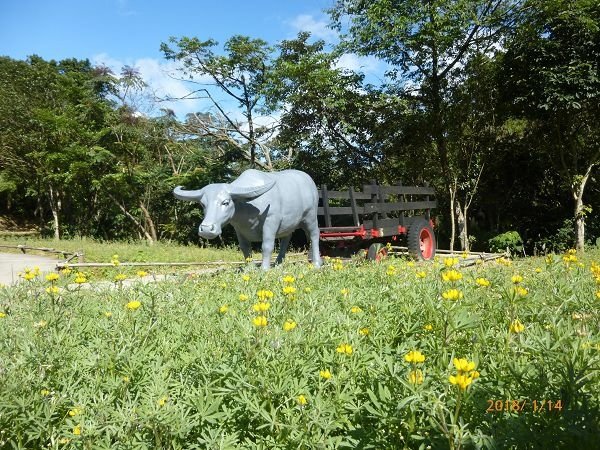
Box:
(173, 169, 322, 270)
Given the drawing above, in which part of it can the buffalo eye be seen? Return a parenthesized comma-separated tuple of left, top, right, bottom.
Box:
(221, 199, 231, 206)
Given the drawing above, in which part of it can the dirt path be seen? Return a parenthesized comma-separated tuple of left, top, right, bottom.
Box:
(0, 252, 60, 285)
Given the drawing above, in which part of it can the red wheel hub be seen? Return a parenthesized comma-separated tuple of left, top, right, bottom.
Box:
(419, 228, 434, 259)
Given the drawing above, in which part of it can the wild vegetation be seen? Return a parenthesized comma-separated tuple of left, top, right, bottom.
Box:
(0, 249, 598, 448)
(0, 0, 598, 252)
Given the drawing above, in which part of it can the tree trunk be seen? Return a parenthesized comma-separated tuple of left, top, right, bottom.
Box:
(456, 200, 467, 251)
(573, 163, 595, 252)
(48, 185, 61, 240)
(139, 201, 158, 242)
(107, 193, 154, 244)
(449, 184, 456, 252)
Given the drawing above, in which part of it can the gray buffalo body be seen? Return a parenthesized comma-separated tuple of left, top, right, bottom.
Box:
(173, 169, 322, 270)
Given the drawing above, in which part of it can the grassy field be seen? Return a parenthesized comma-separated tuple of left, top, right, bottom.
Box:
(0, 246, 598, 449)
(0, 237, 245, 264)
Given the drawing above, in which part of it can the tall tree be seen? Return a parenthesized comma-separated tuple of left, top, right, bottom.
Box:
(160, 35, 277, 169)
(500, 0, 600, 251)
(329, 0, 522, 249)
(266, 32, 389, 186)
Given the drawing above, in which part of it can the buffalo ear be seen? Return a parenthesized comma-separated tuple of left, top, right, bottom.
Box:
(227, 179, 275, 199)
(173, 186, 205, 202)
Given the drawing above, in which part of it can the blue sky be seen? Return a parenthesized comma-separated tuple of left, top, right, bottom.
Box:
(0, 0, 381, 117)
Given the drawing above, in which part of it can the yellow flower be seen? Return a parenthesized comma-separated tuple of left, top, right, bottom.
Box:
(424, 324, 433, 331)
(23, 272, 36, 281)
(40, 389, 50, 396)
(596, 291, 600, 299)
(114, 274, 127, 282)
(340, 288, 350, 296)
(282, 286, 297, 295)
(442, 289, 463, 300)
(304, 287, 312, 293)
(245, 256, 253, 263)
(453, 358, 476, 373)
(350, 306, 362, 314)
(126, 300, 141, 311)
(358, 327, 370, 336)
(408, 369, 424, 385)
(34, 320, 47, 328)
(68, 407, 82, 417)
(242, 274, 250, 282)
(449, 373, 474, 390)
(46, 286, 60, 295)
(220, 283, 227, 288)
(297, 394, 308, 406)
(535, 267, 542, 273)
(386, 265, 397, 276)
(239, 294, 249, 301)
(0, 312, 6, 318)
(442, 269, 463, 282)
(511, 274, 523, 284)
(158, 396, 168, 407)
(283, 319, 297, 331)
(219, 305, 229, 314)
(74, 273, 87, 284)
(404, 350, 425, 364)
(509, 319, 525, 333)
(257, 289, 274, 301)
(45, 273, 59, 282)
(319, 369, 332, 379)
(104, 312, 112, 318)
(136, 270, 148, 277)
(406, 261, 415, 267)
(282, 275, 295, 284)
(336, 343, 353, 355)
(72, 425, 82, 436)
(475, 277, 490, 287)
(514, 286, 528, 297)
(252, 302, 271, 312)
(416, 270, 427, 278)
(59, 438, 70, 444)
(461, 251, 469, 259)
(252, 315, 267, 327)
(61, 267, 72, 275)
(444, 257, 459, 267)
(497, 257, 512, 266)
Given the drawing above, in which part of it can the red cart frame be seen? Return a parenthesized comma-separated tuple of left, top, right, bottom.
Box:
(318, 181, 437, 260)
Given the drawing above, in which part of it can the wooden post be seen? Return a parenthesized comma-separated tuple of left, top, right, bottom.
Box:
(321, 184, 331, 228)
(369, 179, 378, 229)
(424, 181, 431, 221)
(349, 187, 360, 227)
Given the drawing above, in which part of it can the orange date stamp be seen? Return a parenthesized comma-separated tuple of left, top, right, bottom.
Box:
(486, 399, 563, 413)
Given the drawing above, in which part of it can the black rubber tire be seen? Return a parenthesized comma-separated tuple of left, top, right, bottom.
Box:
(407, 218, 436, 261)
(366, 243, 388, 261)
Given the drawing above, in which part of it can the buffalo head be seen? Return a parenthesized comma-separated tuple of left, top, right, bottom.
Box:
(173, 178, 275, 239)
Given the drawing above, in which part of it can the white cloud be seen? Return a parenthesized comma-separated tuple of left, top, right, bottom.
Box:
(92, 53, 214, 118)
(335, 53, 381, 75)
(289, 14, 337, 42)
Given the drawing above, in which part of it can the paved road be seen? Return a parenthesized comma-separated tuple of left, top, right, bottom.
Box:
(0, 252, 59, 285)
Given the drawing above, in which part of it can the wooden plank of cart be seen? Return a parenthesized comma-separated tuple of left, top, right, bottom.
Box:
(318, 180, 437, 261)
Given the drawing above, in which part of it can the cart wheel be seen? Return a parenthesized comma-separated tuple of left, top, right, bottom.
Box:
(407, 218, 436, 260)
(367, 243, 388, 262)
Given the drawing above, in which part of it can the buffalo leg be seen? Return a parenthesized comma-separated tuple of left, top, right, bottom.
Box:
(303, 219, 322, 267)
(236, 230, 252, 261)
(275, 235, 291, 265)
(260, 236, 275, 270)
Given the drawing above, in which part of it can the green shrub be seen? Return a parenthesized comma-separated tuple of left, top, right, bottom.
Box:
(489, 230, 523, 254)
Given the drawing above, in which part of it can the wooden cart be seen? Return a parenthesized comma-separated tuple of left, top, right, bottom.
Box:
(318, 181, 437, 261)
